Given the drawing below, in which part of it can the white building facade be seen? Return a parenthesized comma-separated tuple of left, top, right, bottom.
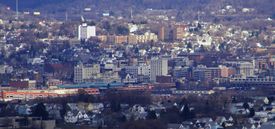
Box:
(74, 63, 100, 83)
(150, 57, 168, 82)
(78, 23, 96, 41)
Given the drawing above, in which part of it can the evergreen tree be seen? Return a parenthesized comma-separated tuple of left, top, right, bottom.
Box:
(243, 102, 250, 109)
(147, 110, 157, 120)
(31, 102, 49, 120)
(249, 108, 255, 117)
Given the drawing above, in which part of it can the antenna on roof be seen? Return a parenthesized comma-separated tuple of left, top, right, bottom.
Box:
(65, 12, 68, 21)
(81, 16, 85, 23)
(130, 8, 133, 20)
(197, 11, 200, 23)
(15, 0, 19, 20)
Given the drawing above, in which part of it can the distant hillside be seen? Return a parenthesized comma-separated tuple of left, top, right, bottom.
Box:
(0, 0, 273, 16)
(0, 0, 71, 9)
(0, 0, 206, 10)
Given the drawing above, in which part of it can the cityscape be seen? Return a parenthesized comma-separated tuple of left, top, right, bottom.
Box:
(0, 0, 274, 129)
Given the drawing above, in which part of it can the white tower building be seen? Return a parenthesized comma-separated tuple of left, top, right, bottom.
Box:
(150, 57, 168, 82)
(78, 23, 96, 41)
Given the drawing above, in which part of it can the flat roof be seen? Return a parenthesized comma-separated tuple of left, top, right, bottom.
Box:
(57, 82, 125, 89)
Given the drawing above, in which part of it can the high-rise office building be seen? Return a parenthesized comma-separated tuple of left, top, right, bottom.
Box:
(78, 23, 96, 40)
(158, 26, 165, 41)
(150, 57, 168, 82)
(237, 62, 254, 78)
(173, 24, 185, 41)
(74, 63, 100, 83)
